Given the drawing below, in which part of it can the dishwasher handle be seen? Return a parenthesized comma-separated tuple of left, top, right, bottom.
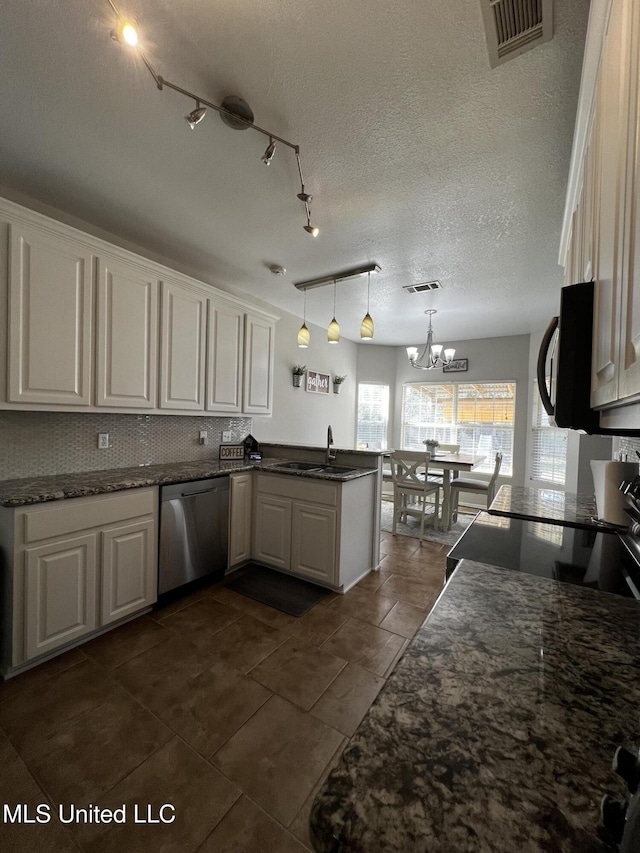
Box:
(161, 476, 230, 502)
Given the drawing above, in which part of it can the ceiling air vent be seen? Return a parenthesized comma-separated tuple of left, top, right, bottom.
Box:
(403, 280, 442, 294)
(480, 0, 553, 68)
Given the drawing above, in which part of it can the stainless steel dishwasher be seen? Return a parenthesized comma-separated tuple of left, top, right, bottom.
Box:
(158, 477, 230, 595)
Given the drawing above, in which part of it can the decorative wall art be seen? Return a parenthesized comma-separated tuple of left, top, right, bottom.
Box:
(306, 370, 330, 394)
(442, 358, 468, 373)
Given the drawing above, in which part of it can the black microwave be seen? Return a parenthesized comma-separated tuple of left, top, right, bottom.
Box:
(537, 281, 639, 436)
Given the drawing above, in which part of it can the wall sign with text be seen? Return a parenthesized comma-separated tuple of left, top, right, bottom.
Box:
(306, 370, 330, 394)
(442, 358, 468, 373)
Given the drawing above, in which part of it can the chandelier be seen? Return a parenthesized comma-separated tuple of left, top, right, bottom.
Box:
(406, 310, 455, 370)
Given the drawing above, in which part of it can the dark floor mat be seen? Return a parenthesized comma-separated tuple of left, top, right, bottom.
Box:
(225, 563, 331, 617)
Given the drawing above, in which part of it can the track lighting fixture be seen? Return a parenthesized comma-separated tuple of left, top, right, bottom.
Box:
(360, 271, 374, 340)
(293, 263, 381, 346)
(327, 280, 340, 344)
(298, 289, 310, 348)
(106, 0, 318, 237)
(262, 138, 276, 165)
(185, 103, 207, 129)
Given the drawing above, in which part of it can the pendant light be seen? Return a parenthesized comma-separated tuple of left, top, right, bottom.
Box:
(360, 271, 374, 340)
(327, 280, 340, 344)
(297, 288, 310, 348)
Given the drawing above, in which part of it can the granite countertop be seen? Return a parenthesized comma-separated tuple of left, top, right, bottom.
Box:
(488, 485, 608, 530)
(309, 560, 640, 852)
(0, 456, 378, 507)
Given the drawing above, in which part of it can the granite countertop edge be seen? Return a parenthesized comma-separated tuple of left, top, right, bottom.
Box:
(0, 457, 378, 507)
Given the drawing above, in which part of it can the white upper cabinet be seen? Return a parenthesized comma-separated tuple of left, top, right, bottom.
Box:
(96, 257, 158, 408)
(207, 300, 243, 412)
(243, 312, 274, 415)
(0, 198, 277, 415)
(618, 0, 640, 401)
(590, 0, 631, 408)
(8, 223, 93, 406)
(159, 279, 207, 410)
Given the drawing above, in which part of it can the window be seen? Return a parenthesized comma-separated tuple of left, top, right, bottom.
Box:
(530, 381, 567, 485)
(400, 381, 516, 475)
(356, 383, 390, 450)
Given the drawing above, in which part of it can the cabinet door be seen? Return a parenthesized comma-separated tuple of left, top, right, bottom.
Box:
(207, 300, 243, 412)
(253, 494, 291, 570)
(96, 257, 158, 408)
(160, 279, 207, 410)
(8, 224, 93, 405)
(229, 473, 252, 568)
(591, 0, 632, 407)
(25, 534, 98, 661)
(291, 503, 337, 586)
(243, 313, 274, 415)
(618, 0, 640, 401)
(101, 519, 157, 626)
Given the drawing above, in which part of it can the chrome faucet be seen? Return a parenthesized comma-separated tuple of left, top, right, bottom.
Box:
(326, 425, 336, 464)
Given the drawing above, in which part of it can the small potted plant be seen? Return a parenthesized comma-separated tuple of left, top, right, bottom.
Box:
(333, 375, 347, 394)
(424, 438, 440, 454)
(292, 364, 307, 387)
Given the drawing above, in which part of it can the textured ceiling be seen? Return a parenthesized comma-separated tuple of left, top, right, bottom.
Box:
(0, 0, 589, 345)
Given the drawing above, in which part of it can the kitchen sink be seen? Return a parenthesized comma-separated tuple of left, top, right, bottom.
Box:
(272, 461, 323, 471)
(317, 465, 358, 475)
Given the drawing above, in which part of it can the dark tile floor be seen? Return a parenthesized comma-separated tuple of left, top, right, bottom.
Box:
(0, 532, 448, 852)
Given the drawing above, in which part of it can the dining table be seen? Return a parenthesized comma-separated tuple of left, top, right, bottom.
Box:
(427, 450, 486, 529)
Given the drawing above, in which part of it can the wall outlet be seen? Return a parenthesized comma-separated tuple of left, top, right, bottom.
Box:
(222, 431, 232, 443)
(199, 430, 207, 445)
(98, 433, 110, 449)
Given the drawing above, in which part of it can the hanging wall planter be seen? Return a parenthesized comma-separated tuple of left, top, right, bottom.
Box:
(292, 365, 307, 387)
(333, 375, 347, 394)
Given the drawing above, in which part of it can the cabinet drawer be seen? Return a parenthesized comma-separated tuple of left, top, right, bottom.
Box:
(256, 473, 338, 506)
(22, 488, 157, 543)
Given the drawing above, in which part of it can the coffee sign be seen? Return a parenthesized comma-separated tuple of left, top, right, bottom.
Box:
(306, 370, 330, 394)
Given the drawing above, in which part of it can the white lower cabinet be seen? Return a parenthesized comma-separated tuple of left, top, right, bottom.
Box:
(253, 493, 292, 571)
(2, 487, 158, 674)
(101, 518, 156, 626)
(252, 472, 375, 591)
(25, 533, 98, 660)
(228, 473, 253, 568)
(291, 503, 337, 585)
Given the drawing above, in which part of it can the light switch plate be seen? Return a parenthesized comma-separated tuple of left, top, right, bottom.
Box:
(222, 430, 232, 443)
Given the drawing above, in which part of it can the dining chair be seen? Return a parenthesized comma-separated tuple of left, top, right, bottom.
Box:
(390, 450, 440, 540)
(450, 451, 503, 522)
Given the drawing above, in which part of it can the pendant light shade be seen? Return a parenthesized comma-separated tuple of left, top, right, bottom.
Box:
(298, 289, 310, 347)
(360, 271, 374, 340)
(328, 279, 340, 343)
(360, 313, 374, 339)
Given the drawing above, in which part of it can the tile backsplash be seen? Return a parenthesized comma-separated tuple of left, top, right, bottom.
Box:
(617, 437, 640, 460)
(0, 411, 252, 480)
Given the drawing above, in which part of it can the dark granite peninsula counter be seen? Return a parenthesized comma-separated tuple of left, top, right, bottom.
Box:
(489, 485, 601, 530)
(309, 561, 640, 852)
(0, 450, 380, 507)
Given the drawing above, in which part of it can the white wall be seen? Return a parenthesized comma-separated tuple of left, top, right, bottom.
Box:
(357, 333, 530, 488)
(252, 308, 358, 448)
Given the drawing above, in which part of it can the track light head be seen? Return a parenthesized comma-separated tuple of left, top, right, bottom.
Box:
(297, 190, 313, 204)
(262, 139, 276, 165)
(185, 106, 207, 129)
(303, 224, 319, 238)
(111, 20, 139, 47)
